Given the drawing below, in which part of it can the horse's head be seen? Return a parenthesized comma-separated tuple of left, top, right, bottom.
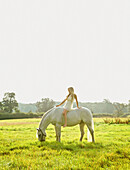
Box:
(36, 128, 46, 142)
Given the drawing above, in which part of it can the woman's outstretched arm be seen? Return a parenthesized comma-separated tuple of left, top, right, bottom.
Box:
(56, 98, 67, 107)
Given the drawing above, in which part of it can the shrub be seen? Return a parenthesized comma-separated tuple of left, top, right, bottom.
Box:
(103, 118, 130, 124)
(0, 112, 44, 120)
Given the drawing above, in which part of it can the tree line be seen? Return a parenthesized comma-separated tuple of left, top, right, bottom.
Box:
(80, 99, 129, 117)
(0, 92, 130, 118)
(0, 92, 56, 113)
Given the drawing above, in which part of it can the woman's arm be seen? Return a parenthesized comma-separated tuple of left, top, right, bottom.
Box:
(56, 98, 67, 107)
(74, 94, 80, 109)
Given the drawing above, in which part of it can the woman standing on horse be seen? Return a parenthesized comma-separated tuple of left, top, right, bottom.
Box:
(56, 87, 80, 127)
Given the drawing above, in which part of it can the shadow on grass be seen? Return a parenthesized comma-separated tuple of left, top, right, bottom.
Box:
(35, 140, 104, 153)
(3, 140, 104, 154)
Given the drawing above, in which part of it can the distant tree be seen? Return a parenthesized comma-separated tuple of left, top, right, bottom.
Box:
(102, 99, 114, 113)
(36, 98, 55, 112)
(128, 100, 130, 114)
(2, 92, 18, 113)
(113, 102, 127, 117)
(103, 99, 111, 104)
(0, 101, 3, 112)
(14, 107, 20, 113)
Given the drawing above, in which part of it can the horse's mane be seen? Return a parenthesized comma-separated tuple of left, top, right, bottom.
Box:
(39, 107, 55, 126)
(43, 107, 54, 119)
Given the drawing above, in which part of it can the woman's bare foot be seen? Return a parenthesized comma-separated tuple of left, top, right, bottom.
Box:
(63, 124, 67, 128)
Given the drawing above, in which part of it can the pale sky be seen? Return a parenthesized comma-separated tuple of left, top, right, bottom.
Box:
(0, 0, 130, 104)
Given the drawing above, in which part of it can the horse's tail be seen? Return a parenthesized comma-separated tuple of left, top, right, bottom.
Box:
(87, 117, 94, 142)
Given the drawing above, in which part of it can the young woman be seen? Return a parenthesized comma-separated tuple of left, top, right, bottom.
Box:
(56, 87, 80, 127)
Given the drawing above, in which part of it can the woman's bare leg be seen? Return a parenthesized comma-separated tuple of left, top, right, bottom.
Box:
(63, 109, 68, 127)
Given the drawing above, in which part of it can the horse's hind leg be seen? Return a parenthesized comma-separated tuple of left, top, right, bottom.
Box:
(79, 122, 85, 141)
(55, 124, 61, 142)
(87, 125, 95, 143)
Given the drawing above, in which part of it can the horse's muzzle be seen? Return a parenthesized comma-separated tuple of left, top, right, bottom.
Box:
(40, 139, 45, 142)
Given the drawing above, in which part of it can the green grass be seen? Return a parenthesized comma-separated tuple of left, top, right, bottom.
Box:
(0, 118, 130, 170)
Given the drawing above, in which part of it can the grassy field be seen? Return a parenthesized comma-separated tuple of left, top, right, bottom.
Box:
(0, 118, 129, 170)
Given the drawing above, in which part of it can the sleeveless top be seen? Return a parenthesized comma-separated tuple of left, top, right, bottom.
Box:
(63, 95, 74, 111)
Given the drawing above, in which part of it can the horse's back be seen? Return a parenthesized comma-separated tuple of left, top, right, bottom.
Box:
(50, 107, 93, 126)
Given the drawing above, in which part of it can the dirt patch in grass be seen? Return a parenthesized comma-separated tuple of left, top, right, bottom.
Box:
(0, 122, 38, 126)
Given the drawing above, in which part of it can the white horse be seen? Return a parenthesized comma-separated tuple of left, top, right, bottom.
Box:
(37, 107, 95, 142)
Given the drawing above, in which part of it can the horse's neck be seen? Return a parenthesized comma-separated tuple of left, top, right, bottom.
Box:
(39, 113, 51, 132)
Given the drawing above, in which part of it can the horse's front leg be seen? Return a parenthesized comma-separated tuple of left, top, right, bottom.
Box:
(55, 124, 61, 142)
(55, 126, 58, 141)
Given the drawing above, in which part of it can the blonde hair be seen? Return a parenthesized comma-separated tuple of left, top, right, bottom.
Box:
(68, 87, 74, 94)
(67, 87, 75, 101)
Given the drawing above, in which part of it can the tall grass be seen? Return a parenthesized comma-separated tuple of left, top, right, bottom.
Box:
(103, 118, 130, 124)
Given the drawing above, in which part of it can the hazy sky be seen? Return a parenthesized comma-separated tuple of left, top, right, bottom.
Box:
(0, 0, 130, 104)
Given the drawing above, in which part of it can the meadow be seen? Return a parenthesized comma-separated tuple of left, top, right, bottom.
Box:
(0, 118, 129, 170)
